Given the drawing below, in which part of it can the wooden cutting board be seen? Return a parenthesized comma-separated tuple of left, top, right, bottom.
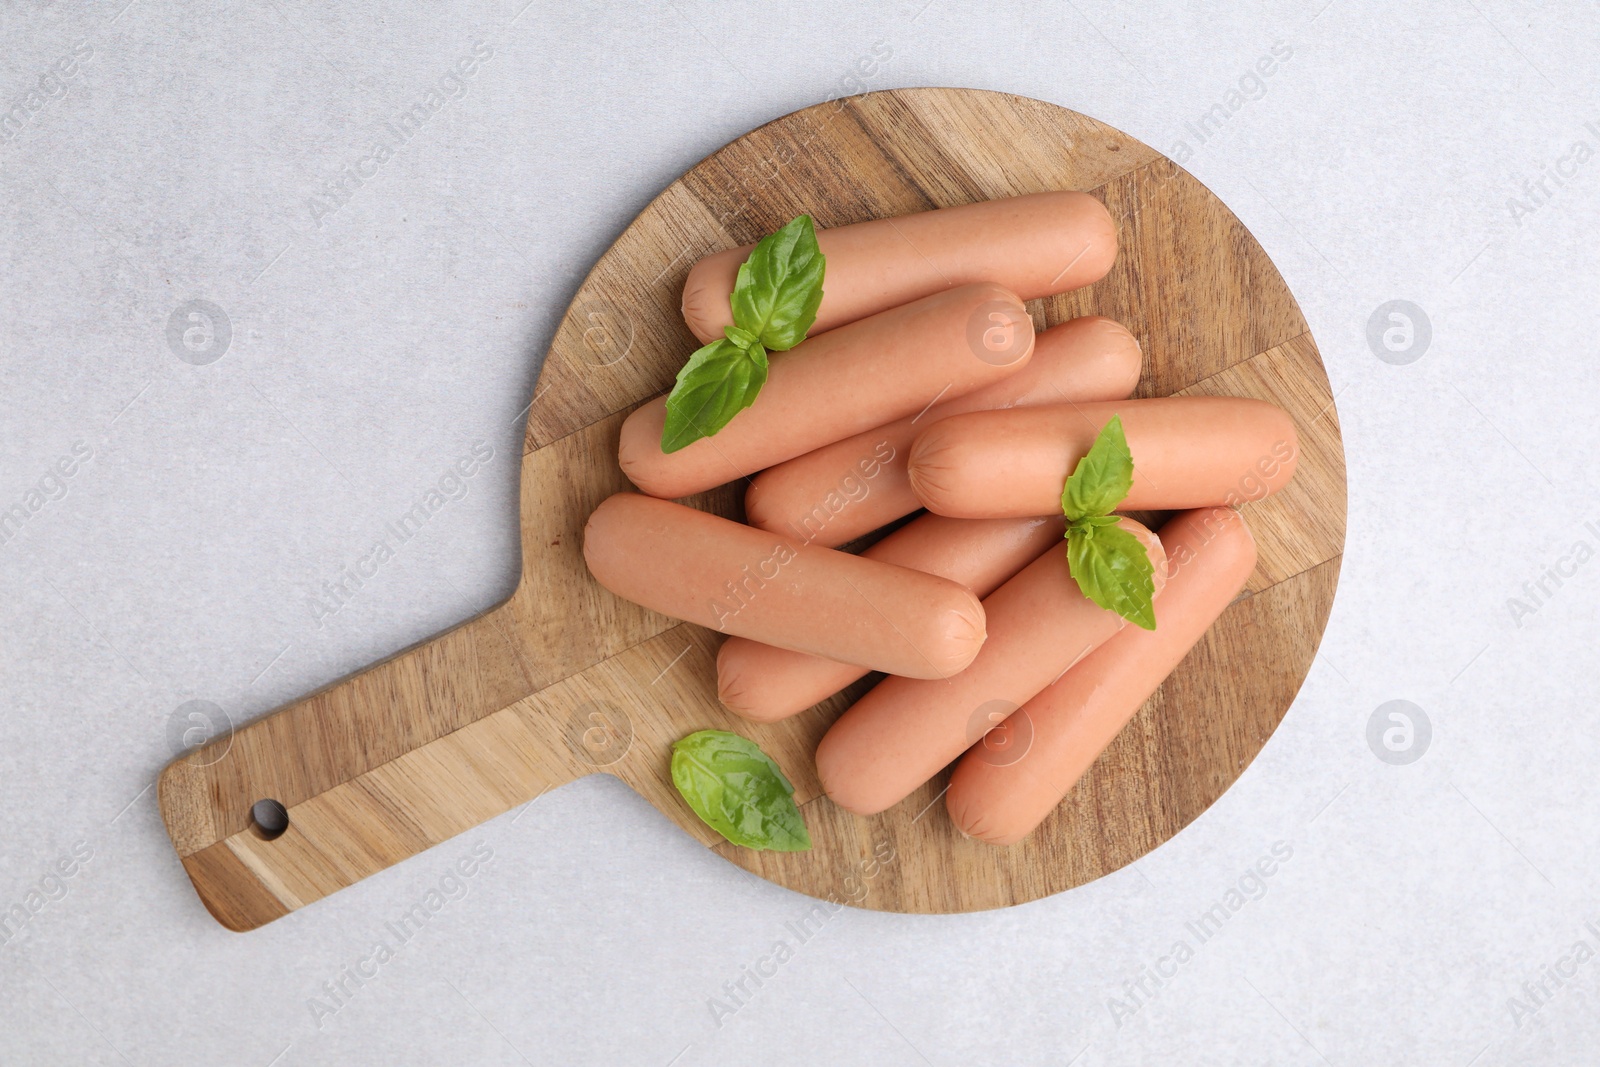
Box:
(157, 88, 1345, 931)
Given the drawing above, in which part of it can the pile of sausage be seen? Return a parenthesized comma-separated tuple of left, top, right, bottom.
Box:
(584, 191, 1299, 845)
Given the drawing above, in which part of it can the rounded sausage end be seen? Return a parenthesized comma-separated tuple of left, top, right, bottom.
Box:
(966, 279, 1028, 311)
(1225, 399, 1300, 504)
(926, 589, 988, 678)
(1166, 506, 1258, 587)
(1080, 315, 1144, 396)
(945, 781, 1030, 847)
(905, 422, 977, 518)
(615, 401, 682, 499)
(813, 733, 896, 818)
(1118, 517, 1169, 594)
(742, 474, 782, 534)
(680, 251, 742, 345)
(715, 639, 798, 723)
(1214, 505, 1260, 563)
(962, 282, 1035, 370)
(1063, 191, 1120, 287)
(580, 492, 639, 592)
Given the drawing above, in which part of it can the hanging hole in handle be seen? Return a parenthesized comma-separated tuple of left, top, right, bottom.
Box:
(250, 799, 289, 840)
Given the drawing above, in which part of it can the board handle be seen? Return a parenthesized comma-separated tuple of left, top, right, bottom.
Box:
(155, 600, 613, 931)
(154, 403, 706, 931)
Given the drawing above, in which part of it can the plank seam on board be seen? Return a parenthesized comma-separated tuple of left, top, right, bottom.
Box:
(1177, 328, 1320, 396)
(1016, 92, 1161, 190)
(1083, 159, 1311, 383)
(837, 95, 954, 212)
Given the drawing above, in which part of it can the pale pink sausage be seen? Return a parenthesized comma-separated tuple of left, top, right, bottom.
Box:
(744, 316, 1143, 548)
(620, 283, 1034, 500)
(583, 494, 985, 680)
(946, 507, 1257, 844)
(718, 513, 1066, 722)
(908, 397, 1298, 519)
(814, 519, 1167, 816)
(681, 191, 1117, 344)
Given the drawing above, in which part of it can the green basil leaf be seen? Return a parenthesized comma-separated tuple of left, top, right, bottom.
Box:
(670, 730, 812, 852)
(1066, 520, 1157, 630)
(729, 215, 826, 351)
(658, 216, 823, 453)
(1061, 414, 1135, 521)
(723, 324, 760, 350)
(661, 338, 769, 453)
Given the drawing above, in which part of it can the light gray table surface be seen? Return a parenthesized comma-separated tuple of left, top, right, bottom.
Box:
(3, 1, 1597, 1063)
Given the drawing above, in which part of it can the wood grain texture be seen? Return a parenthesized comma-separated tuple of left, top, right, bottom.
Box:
(157, 88, 1345, 929)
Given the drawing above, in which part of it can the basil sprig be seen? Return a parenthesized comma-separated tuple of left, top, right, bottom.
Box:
(661, 215, 826, 453)
(1061, 415, 1158, 630)
(661, 335, 768, 454)
(670, 729, 812, 852)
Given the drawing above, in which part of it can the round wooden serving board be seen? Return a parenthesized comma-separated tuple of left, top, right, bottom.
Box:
(157, 88, 1346, 930)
